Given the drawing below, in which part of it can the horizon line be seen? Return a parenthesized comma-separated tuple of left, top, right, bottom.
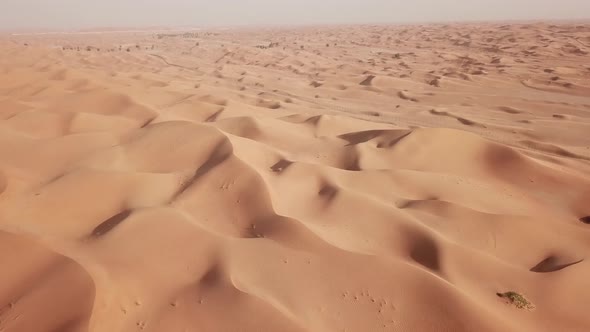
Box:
(3, 17, 590, 35)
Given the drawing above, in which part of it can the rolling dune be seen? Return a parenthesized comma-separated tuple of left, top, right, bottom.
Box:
(1, 23, 590, 332)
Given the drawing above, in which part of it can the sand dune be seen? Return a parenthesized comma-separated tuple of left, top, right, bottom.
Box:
(1, 23, 590, 332)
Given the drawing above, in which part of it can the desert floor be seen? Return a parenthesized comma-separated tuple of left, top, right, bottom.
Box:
(1, 23, 590, 332)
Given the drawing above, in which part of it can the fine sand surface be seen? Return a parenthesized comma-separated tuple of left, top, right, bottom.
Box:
(1, 23, 590, 332)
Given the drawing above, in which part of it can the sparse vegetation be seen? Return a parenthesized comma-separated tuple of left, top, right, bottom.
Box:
(255, 42, 280, 50)
(157, 32, 199, 39)
(497, 291, 534, 310)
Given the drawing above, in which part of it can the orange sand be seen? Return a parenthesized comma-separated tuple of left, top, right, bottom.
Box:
(1, 23, 590, 332)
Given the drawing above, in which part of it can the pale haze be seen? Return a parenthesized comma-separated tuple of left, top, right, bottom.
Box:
(1, 0, 590, 30)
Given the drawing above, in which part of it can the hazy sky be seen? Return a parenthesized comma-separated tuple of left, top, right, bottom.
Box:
(1, 0, 589, 30)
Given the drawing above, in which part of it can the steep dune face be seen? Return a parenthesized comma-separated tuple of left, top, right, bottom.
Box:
(1, 23, 590, 332)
